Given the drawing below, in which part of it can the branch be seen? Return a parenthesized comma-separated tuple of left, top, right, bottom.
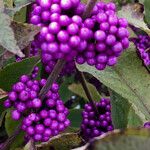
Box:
(29, 139, 36, 150)
(82, 0, 98, 19)
(77, 70, 99, 116)
(39, 59, 66, 100)
(1, 123, 22, 150)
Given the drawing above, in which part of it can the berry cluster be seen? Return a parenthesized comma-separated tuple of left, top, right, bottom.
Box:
(132, 35, 150, 66)
(31, 66, 39, 79)
(81, 98, 113, 141)
(30, 1, 129, 73)
(30, 36, 41, 57)
(30, 0, 85, 75)
(4, 75, 70, 142)
(76, 2, 129, 70)
(144, 122, 150, 129)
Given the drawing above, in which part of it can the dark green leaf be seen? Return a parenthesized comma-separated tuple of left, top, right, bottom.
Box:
(144, 0, 150, 25)
(110, 90, 143, 129)
(0, 56, 40, 91)
(110, 90, 131, 129)
(68, 109, 83, 128)
(0, 97, 7, 118)
(5, 110, 24, 150)
(59, 76, 75, 102)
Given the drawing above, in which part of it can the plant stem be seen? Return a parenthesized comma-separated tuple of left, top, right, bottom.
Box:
(82, 0, 98, 19)
(145, 48, 150, 52)
(39, 59, 66, 100)
(1, 123, 22, 150)
(77, 70, 99, 116)
(29, 139, 36, 150)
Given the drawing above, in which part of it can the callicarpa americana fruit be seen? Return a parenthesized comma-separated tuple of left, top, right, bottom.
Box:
(75, 1, 130, 70)
(30, 0, 129, 76)
(144, 122, 150, 129)
(132, 35, 150, 66)
(81, 98, 113, 141)
(4, 74, 70, 142)
(29, 0, 85, 76)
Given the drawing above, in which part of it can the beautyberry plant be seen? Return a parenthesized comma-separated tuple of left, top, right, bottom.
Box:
(2, 0, 149, 149)
(4, 73, 70, 142)
(132, 35, 150, 66)
(81, 98, 113, 141)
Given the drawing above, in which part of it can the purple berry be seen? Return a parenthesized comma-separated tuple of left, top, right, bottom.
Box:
(8, 91, 17, 101)
(11, 110, 21, 120)
(32, 98, 42, 108)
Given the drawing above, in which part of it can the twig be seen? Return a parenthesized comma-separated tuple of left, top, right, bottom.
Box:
(39, 59, 66, 100)
(145, 48, 150, 52)
(29, 139, 36, 150)
(82, 0, 98, 19)
(0, 123, 22, 150)
(77, 70, 99, 116)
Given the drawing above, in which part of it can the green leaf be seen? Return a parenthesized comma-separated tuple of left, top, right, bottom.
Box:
(5, 110, 24, 150)
(14, 0, 34, 7)
(110, 90, 143, 129)
(5, 4, 29, 18)
(68, 109, 82, 128)
(0, 97, 7, 118)
(36, 133, 83, 150)
(14, 7, 27, 23)
(117, 3, 150, 35)
(110, 90, 131, 129)
(127, 108, 143, 128)
(0, 56, 40, 91)
(68, 83, 101, 101)
(144, 0, 150, 25)
(4, 0, 13, 7)
(0, 111, 7, 127)
(77, 44, 150, 120)
(84, 128, 150, 150)
(59, 76, 75, 102)
(0, 12, 24, 57)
